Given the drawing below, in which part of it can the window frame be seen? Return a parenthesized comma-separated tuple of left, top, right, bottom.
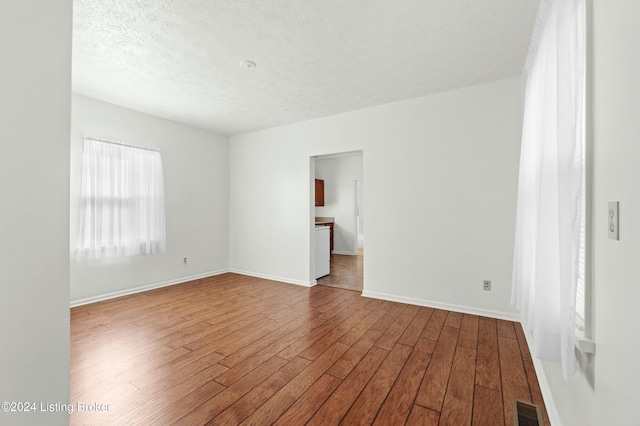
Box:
(575, 0, 594, 350)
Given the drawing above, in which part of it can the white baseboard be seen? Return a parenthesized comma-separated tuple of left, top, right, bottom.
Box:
(331, 250, 357, 255)
(361, 289, 520, 322)
(229, 268, 315, 287)
(520, 326, 563, 426)
(70, 269, 230, 307)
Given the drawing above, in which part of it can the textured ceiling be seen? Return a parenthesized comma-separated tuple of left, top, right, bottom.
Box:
(73, 0, 540, 136)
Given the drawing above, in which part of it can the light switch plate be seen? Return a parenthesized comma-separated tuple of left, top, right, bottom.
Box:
(608, 201, 619, 240)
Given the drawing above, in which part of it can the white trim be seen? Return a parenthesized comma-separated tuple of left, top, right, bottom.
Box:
(70, 269, 229, 307)
(575, 328, 596, 354)
(583, 0, 595, 344)
(229, 268, 316, 288)
(361, 290, 519, 322)
(331, 250, 357, 255)
(520, 325, 563, 426)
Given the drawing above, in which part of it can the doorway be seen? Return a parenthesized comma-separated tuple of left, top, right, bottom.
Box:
(356, 179, 364, 253)
(312, 151, 363, 291)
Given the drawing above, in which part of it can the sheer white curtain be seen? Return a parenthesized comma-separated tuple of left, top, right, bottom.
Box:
(78, 138, 166, 260)
(512, 0, 585, 380)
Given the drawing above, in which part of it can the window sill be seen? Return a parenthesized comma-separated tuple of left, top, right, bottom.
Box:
(575, 329, 596, 354)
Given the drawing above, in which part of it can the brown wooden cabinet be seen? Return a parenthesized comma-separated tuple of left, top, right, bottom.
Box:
(315, 179, 325, 206)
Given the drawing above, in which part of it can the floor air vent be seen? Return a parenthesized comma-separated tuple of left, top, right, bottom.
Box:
(513, 399, 543, 426)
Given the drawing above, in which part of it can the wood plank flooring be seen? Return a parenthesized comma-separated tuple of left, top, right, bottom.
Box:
(317, 250, 363, 291)
(70, 273, 548, 425)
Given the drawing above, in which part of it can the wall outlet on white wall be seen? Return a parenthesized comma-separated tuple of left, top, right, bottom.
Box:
(608, 201, 619, 240)
(483, 280, 491, 291)
(183, 257, 188, 265)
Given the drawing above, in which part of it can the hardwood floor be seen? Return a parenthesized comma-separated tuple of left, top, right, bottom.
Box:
(70, 273, 549, 425)
(317, 249, 363, 291)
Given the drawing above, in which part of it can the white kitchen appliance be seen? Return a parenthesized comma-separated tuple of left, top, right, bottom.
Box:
(315, 225, 330, 279)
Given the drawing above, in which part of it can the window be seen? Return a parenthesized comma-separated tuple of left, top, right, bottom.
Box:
(575, 123, 587, 332)
(512, 0, 586, 379)
(77, 137, 166, 260)
(575, 2, 590, 335)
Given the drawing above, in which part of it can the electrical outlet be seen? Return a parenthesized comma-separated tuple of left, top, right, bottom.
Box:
(483, 280, 491, 291)
(183, 257, 188, 265)
(608, 201, 619, 240)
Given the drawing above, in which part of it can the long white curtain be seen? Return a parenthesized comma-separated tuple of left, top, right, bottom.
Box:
(78, 138, 166, 260)
(512, 0, 585, 381)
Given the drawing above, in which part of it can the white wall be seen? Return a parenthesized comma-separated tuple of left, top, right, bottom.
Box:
(0, 1, 72, 425)
(70, 94, 229, 304)
(538, 1, 640, 425)
(230, 77, 522, 318)
(315, 154, 363, 254)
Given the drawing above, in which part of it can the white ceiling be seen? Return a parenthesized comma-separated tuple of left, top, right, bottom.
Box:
(72, 0, 540, 136)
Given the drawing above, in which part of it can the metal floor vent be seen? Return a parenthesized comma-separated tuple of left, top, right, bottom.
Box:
(513, 399, 543, 426)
